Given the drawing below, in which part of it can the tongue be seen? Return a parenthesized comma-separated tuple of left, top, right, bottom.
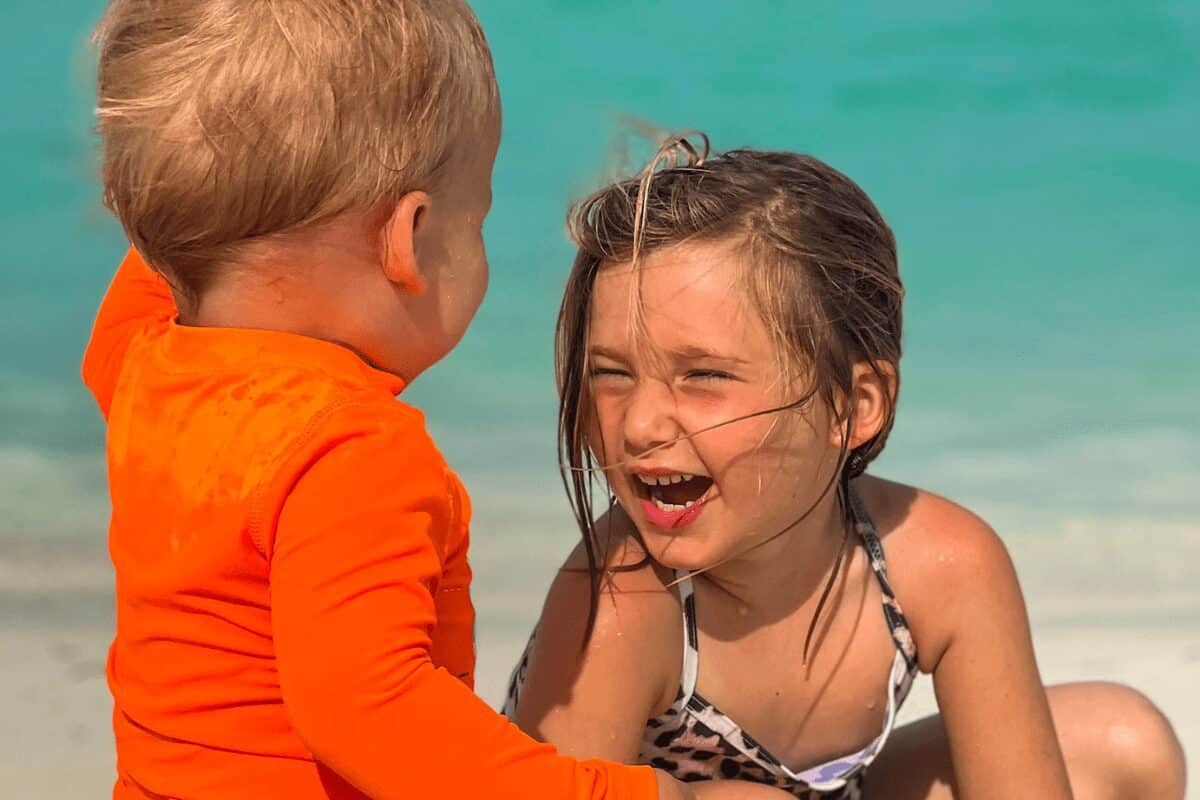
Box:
(657, 476, 712, 505)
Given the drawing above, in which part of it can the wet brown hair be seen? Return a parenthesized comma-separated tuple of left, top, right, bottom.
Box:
(557, 133, 903, 650)
(94, 0, 497, 305)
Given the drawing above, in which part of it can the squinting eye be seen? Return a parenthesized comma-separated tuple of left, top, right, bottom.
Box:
(589, 367, 632, 381)
(686, 370, 732, 382)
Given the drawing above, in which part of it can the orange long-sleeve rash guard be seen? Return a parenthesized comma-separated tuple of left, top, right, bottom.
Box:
(83, 249, 658, 800)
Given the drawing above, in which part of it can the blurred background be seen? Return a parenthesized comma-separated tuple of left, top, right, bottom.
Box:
(2, 1, 1197, 796)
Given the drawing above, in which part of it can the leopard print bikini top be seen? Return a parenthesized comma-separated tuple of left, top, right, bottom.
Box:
(504, 490, 919, 799)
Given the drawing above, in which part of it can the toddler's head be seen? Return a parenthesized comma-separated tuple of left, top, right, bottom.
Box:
(94, 0, 499, 378)
(558, 135, 903, 572)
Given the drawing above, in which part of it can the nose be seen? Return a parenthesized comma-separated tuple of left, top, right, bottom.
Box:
(622, 377, 680, 459)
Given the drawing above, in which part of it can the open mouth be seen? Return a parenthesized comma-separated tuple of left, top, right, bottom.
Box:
(633, 472, 715, 513)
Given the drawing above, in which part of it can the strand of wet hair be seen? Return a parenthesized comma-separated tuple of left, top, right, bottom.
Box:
(558, 386, 820, 476)
(623, 131, 713, 374)
(565, 397, 859, 665)
(662, 428, 855, 667)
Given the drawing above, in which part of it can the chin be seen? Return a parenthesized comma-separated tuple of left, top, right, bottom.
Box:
(640, 529, 730, 573)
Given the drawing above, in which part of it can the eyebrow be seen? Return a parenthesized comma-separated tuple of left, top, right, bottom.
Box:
(667, 346, 750, 364)
(588, 346, 634, 366)
(588, 344, 749, 365)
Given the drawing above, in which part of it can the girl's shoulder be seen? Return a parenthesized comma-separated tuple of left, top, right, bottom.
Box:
(856, 475, 1021, 673)
(555, 508, 685, 650)
(538, 508, 684, 711)
(555, 507, 681, 604)
(855, 474, 999, 553)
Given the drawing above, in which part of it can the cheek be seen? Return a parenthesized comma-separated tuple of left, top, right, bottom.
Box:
(587, 394, 623, 456)
(585, 400, 638, 503)
(465, 231, 488, 280)
(474, 247, 489, 297)
(710, 419, 829, 501)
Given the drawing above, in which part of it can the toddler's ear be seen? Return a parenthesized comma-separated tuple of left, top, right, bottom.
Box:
(829, 361, 896, 450)
(379, 191, 431, 295)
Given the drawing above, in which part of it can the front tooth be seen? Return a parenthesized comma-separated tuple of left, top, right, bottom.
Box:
(656, 476, 670, 486)
(669, 474, 683, 484)
(682, 474, 694, 482)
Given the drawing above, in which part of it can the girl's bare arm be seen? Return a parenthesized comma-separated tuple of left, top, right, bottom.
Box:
(513, 542, 794, 799)
(901, 500, 1073, 799)
(510, 541, 679, 762)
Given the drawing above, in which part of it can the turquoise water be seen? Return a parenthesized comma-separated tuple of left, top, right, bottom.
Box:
(2, 0, 1198, 545)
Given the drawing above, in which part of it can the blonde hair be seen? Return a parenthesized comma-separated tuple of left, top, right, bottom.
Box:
(558, 133, 903, 645)
(94, 0, 498, 300)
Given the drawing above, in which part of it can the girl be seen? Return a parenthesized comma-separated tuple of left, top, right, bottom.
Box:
(504, 135, 1186, 799)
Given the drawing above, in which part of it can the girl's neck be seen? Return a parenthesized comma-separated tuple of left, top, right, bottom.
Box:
(699, 487, 850, 622)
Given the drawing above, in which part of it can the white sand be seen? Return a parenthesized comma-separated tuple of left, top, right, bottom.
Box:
(3, 526, 1196, 798)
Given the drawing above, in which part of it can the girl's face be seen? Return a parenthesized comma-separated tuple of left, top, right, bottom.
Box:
(586, 241, 843, 571)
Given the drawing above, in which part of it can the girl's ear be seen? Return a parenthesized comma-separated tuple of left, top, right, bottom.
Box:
(829, 361, 897, 450)
(379, 191, 432, 295)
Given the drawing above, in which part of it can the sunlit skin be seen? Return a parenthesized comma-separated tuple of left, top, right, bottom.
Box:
(158, 119, 803, 800)
(186, 111, 501, 385)
(513, 239, 1186, 800)
(586, 238, 854, 600)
